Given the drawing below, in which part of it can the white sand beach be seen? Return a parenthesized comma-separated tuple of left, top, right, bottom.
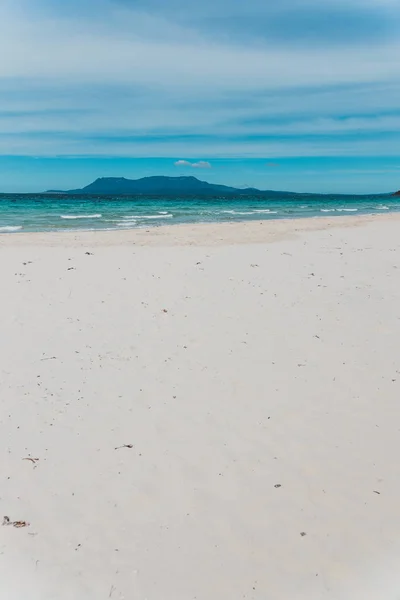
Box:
(1, 213, 400, 599)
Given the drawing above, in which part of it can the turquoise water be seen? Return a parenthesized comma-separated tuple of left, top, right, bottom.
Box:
(0, 193, 398, 233)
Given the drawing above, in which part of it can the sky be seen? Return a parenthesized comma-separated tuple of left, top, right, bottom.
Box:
(0, 0, 400, 193)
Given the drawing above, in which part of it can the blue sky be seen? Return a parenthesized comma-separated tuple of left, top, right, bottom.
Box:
(0, 0, 399, 193)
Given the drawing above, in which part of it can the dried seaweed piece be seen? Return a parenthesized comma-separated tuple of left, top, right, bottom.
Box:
(2, 516, 30, 528)
(13, 521, 30, 528)
(23, 457, 39, 465)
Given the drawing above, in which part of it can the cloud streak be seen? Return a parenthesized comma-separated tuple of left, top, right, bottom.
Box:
(0, 0, 399, 163)
(174, 160, 211, 168)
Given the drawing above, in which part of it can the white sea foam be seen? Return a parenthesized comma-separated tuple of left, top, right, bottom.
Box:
(116, 221, 138, 228)
(221, 210, 260, 215)
(60, 214, 102, 219)
(221, 209, 278, 216)
(376, 205, 389, 210)
(142, 215, 173, 219)
(321, 207, 358, 213)
(122, 214, 172, 220)
(0, 225, 22, 232)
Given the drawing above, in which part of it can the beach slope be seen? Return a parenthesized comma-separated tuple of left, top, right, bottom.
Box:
(1, 215, 400, 599)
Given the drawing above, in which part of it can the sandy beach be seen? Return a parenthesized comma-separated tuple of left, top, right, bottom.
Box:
(1, 213, 400, 600)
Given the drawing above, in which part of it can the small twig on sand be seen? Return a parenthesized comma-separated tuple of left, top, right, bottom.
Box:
(114, 444, 133, 450)
(40, 357, 57, 361)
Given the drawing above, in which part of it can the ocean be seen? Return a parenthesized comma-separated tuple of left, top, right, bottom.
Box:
(0, 193, 398, 233)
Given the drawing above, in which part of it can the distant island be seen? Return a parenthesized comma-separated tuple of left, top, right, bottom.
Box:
(46, 175, 398, 197)
(47, 176, 296, 196)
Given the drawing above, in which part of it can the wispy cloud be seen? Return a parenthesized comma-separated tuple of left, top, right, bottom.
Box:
(175, 160, 211, 168)
(193, 161, 211, 168)
(0, 0, 399, 165)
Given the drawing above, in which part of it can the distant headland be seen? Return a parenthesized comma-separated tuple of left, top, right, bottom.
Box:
(46, 176, 290, 196)
(46, 175, 398, 197)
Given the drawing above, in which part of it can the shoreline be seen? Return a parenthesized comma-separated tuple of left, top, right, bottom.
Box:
(1, 211, 399, 247)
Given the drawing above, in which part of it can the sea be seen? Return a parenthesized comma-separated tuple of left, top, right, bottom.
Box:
(0, 193, 398, 233)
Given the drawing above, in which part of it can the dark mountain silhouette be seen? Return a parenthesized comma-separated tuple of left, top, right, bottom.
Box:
(47, 176, 295, 196)
(46, 175, 397, 197)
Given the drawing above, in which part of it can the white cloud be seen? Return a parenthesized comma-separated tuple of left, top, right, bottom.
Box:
(174, 160, 212, 168)
(192, 161, 211, 168)
(174, 160, 192, 166)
